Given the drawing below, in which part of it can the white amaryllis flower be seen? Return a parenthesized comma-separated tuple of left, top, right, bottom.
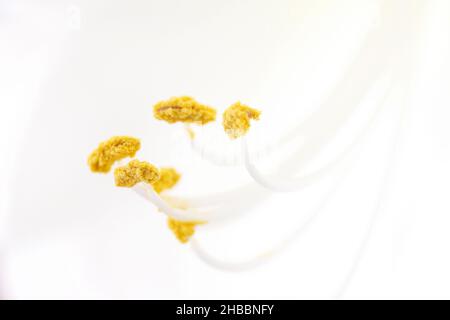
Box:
(2, 0, 450, 300)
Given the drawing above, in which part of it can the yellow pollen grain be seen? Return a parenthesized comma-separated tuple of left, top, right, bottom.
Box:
(114, 160, 160, 188)
(152, 167, 181, 194)
(223, 102, 261, 139)
(88, 136, 141, 173)
(153, 96, 216, 125)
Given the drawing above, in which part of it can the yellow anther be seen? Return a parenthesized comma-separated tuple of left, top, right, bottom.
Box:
(164, 189, 203, 244)
(114, 160, 160, 188)
(154, 96, 216, 125)
(88, 136, 141, 173)
(223, 102, 261, 139)
(152, 168, 181, 194)
(167, 217, 202, 244)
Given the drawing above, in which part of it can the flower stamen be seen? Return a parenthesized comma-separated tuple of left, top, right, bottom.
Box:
(114, 160, 160, 187)
(88, 136, 141, 173)
(154, 96, 216, 125)
(223, 102, 261, 139)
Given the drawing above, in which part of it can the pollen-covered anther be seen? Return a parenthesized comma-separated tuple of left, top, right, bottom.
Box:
(153, 96, 216, 125)
(88, 136, 141, 173)
(223, 102, 261, 139)
(168, 217, 202, 244)
(114, 160, 160, 188)
(152, 168, 181, 193)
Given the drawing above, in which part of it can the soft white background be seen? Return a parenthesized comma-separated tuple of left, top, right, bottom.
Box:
(0, 0, 449, 299)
